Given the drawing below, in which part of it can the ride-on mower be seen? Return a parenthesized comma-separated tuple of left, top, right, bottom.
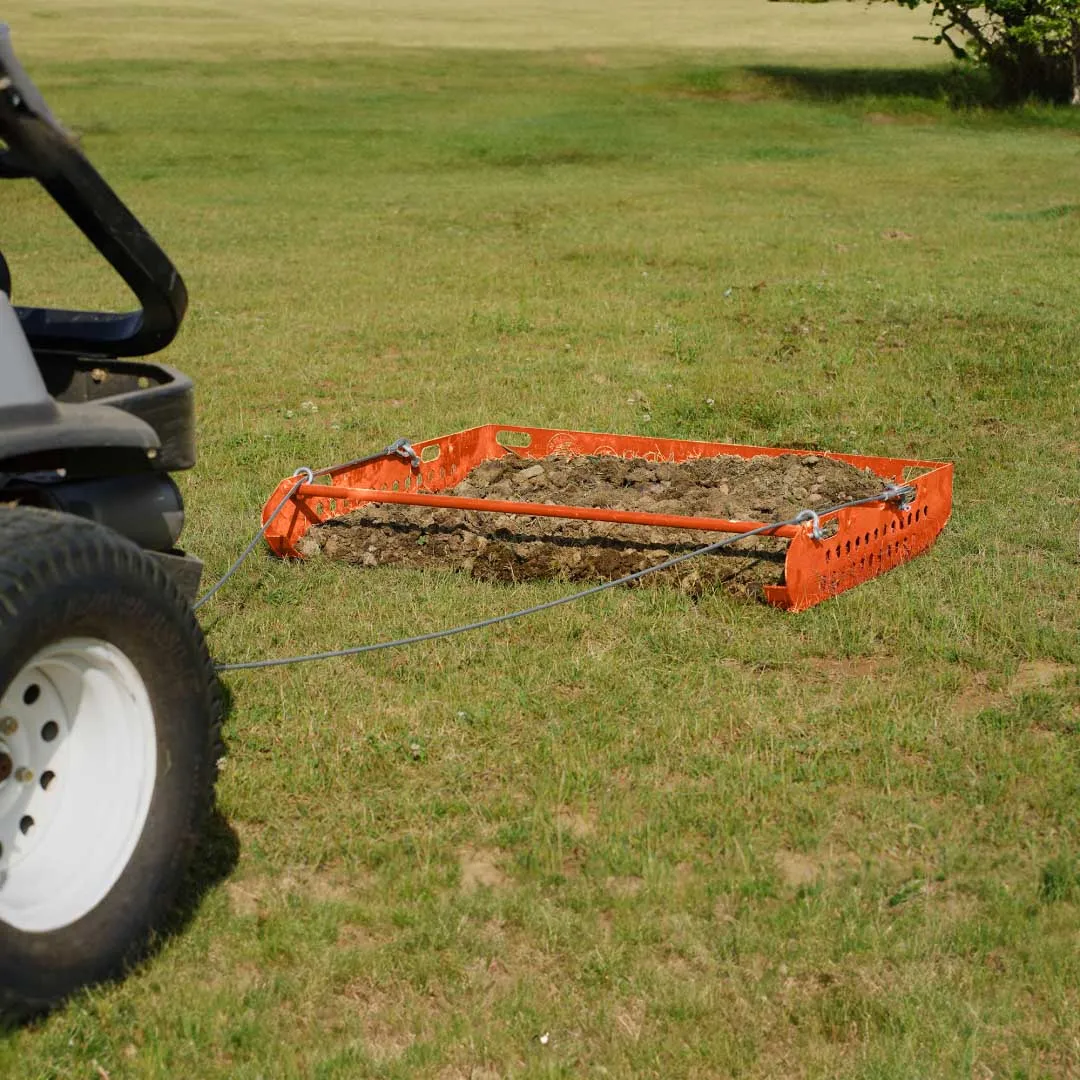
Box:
(0, 28, 220, 1017)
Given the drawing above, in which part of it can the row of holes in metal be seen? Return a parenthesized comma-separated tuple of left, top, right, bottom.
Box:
(313, 463, 461, 516)
(823, 504, 930, 565)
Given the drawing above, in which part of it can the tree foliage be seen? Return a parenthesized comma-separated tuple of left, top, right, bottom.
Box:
(881, 0, 1080, 103)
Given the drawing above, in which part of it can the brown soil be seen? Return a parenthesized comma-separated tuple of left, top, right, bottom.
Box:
(302, 452, 888, 599)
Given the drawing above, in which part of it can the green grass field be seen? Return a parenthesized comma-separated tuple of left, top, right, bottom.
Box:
(2, 1, 1080, 1077)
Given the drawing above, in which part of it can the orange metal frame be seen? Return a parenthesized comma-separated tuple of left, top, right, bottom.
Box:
(262, 425, 953, 612)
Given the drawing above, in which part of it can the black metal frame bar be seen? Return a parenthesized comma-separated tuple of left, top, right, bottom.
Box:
(0, 25, 187, 358)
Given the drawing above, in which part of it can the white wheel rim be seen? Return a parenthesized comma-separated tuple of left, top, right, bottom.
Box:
(0, 638, 156, 933)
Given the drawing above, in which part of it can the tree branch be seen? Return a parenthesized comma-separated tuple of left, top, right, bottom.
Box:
(937, 21, 972, 59)
(937, 3, 996, 55)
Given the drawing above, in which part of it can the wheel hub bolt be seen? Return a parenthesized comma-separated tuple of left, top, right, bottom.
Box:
(14, 767, 33, 783)
(0, 752, 12, 783)
(0, 717, 16, 736)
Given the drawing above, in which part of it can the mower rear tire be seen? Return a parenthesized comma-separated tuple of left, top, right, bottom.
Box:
(0, 506, 222, 1020)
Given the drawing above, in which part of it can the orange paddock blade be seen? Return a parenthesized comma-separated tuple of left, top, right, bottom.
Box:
(295, 484, 802, 539)
(261, 424, 954, 612)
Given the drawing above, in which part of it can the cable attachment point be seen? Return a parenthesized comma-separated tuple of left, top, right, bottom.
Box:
(292, 466, 315, 485)
(385, 438, 421, 470)
(794, 508, 825, 541)
(882, 483, 917, 510)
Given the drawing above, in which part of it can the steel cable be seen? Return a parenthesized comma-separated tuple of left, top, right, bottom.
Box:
(200, 469, 913, 672)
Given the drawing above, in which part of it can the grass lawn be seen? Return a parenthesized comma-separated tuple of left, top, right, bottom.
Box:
(1, 1, 1079, 1077)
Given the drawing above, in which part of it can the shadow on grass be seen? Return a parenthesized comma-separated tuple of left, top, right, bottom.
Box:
(746, 63, 997, 108)
(167, 678, 241, 930)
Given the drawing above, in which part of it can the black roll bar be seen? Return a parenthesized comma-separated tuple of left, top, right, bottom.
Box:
(0, 25, 187, 358)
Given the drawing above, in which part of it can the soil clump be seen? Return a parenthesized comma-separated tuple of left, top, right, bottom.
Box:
(301, 453, 887, 598)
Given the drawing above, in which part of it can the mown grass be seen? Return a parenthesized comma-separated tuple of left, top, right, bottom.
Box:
(1, 4, 1079, 1078)
(8, 0, 937, 64)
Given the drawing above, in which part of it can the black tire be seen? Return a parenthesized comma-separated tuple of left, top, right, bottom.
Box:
(0, 506, 222, 1021)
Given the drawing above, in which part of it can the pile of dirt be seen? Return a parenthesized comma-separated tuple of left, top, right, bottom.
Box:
(300, 452, 888, 598)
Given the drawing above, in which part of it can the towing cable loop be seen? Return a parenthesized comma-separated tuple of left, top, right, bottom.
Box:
(198, 454, 918, 672)
(193, 441, 427, 614)
(191, 468, 311, 613)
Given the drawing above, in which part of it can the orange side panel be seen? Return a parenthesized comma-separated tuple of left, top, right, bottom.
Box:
(765, 462, 953, 611)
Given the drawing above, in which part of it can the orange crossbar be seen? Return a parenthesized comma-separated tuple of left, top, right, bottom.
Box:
(296, 484, 801, 539)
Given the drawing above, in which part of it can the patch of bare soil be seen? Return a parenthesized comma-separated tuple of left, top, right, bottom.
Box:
(225, 865, 360, 918)
(305, 452, 888, 599)
(1010, 660, 1072, 694)
(459, 848, 508, 893)
(806, 656, 895, 680)
(555, 805, 597, 839)
(775, 850, 821, 889)
(953, 660, 1074, 718)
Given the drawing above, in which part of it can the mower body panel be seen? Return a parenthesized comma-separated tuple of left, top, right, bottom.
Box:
(0, 289, 49, 408)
